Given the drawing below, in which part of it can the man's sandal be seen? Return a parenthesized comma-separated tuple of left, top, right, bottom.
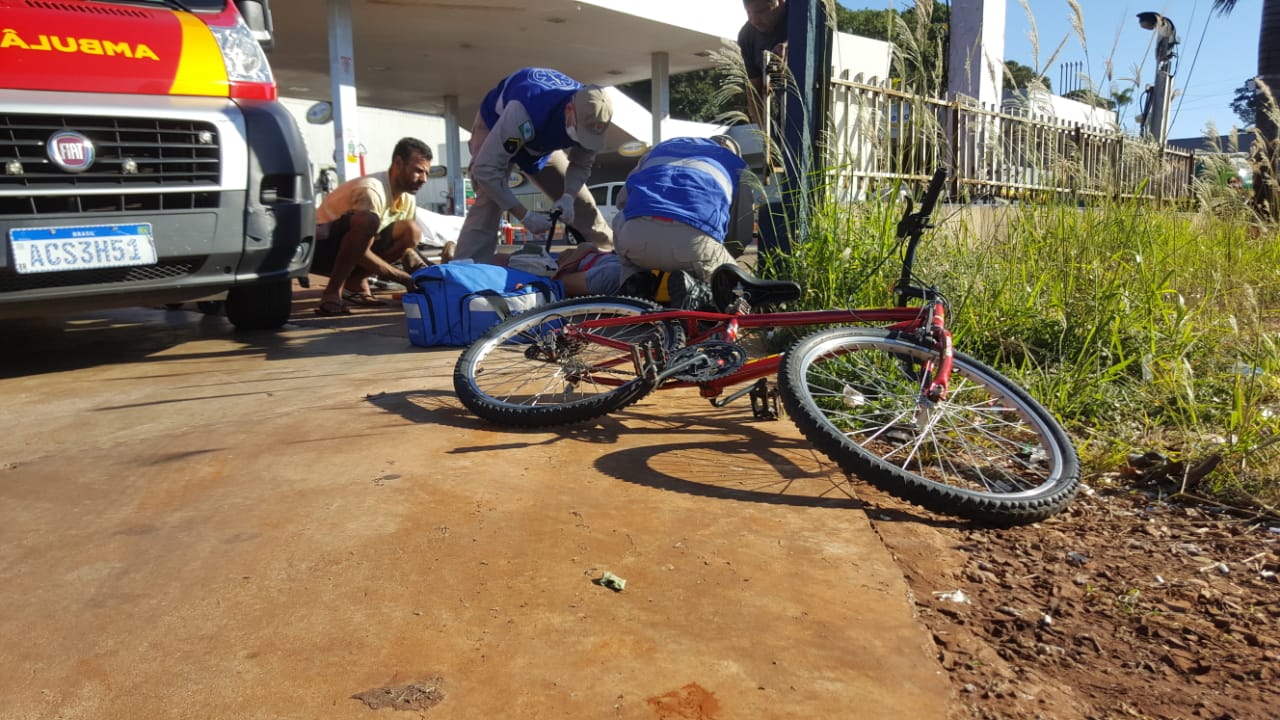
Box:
(314, 299, 351, 316)
(341, 291, 387, 307)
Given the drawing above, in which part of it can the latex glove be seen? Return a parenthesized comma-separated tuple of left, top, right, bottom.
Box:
(521, 211, 552, 236)
(550, 194, 576, 226)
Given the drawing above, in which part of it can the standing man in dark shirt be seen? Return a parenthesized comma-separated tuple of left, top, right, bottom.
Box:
(738, 0, 788, 128)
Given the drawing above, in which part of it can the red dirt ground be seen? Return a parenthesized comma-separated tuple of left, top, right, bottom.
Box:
(862, 478, 1279, 720)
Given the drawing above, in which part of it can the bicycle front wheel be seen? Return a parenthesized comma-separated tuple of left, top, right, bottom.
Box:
(779, 327, 1079, 525)
(453, 296, 683, 427)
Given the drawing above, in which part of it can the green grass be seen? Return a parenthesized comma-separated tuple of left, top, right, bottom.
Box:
(770, 183, 1280, 513)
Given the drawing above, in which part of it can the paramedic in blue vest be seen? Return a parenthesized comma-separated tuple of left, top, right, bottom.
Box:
(613, 135, 754, 283)
(451, 67, 615, 264)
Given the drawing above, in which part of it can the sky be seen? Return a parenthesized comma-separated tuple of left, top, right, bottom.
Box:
(835, 0, 1263, 139)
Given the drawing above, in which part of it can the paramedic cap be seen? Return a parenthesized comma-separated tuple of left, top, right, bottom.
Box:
(572, 85, 613, 152)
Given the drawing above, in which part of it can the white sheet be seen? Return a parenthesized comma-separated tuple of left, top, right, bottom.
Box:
(415, 207, 465, 249)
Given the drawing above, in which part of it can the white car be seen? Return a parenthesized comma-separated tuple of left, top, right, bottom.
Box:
(588, 181, 625, 228)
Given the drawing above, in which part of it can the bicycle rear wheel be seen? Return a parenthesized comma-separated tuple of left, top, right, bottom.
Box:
(779, 327, 1079, 525)
(453, 296, 683, 427)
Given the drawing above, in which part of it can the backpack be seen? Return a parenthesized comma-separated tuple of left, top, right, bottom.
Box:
(402, 263, 564, 347)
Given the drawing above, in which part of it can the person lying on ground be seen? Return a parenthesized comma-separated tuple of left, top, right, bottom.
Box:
(552, 242, 626, 297)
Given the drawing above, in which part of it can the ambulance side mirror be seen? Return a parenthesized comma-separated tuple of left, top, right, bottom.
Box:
(236, 0, 276, 52)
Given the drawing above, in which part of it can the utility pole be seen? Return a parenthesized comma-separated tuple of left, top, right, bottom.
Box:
(1136, 12, 1178, 145)
(947, 0, 1006, 105)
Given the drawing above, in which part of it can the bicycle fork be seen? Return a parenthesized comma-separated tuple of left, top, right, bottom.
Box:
(921, 328, 954, 403)
(899, 301, 955, 404)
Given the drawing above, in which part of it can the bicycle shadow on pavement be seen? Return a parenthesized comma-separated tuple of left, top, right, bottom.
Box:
(365, 389, 961, 526)
(365, 388, 633, 449)
(366, 388, 474, 427)
(593, 407, 968, 526)
(366, 387, 847, 504)
(594, 406, 867, 509)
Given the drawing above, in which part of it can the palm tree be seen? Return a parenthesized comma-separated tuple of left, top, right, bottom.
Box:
(1213, 0, 1279, 218)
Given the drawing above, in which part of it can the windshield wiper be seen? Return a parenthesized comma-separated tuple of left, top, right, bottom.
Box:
(109, 0, 202, 13)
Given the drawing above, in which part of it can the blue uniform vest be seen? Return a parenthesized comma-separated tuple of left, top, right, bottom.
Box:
(480, 67, 579, 174)
(622, 138, 747, 240)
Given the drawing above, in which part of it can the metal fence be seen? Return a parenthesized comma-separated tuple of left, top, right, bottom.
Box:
(825, 76, 1198, 204)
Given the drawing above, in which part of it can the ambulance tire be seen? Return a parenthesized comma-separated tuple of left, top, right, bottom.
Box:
(226, 278, 292, 331)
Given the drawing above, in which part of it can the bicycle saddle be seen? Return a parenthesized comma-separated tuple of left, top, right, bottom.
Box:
(710, 263, 802, 311)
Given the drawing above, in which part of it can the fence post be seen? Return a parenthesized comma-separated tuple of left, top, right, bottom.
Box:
(949, 98, 961, 199)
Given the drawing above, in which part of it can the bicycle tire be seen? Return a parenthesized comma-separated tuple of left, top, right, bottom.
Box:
(453, 296, 684, 427)
(778, 327, 1080, 525)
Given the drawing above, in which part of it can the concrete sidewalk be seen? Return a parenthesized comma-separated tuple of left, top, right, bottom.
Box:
(0, 290, 953, 720)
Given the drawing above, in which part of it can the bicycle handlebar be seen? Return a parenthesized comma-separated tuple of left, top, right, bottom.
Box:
(916, 168, 947, 219)
(896, 168, 947, 240)
(545, 209, 563, 252)
(894, 167, 948, 307)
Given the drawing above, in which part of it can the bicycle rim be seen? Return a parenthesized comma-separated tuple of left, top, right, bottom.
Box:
(779, 327, 1080, 524)
(453, 296, 683, 427)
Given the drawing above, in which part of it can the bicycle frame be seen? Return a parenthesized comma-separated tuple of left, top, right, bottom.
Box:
(554, 167, 954, 406)
(562, 299, 953, 401)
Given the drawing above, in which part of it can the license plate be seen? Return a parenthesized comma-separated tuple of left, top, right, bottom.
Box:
(9, 223, 157, 274)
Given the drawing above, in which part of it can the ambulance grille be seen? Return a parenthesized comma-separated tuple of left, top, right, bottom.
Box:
(0, 113, 222, 211)
(0, 257, 200, 293)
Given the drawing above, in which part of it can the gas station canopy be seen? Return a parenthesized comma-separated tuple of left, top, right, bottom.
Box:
(264, 0, 744, 121)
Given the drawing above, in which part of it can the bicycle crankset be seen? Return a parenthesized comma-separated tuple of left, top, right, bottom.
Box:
(659, 341, 748, 382)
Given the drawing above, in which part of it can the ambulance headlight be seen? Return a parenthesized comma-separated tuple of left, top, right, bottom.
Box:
(209, 16, 274, 84)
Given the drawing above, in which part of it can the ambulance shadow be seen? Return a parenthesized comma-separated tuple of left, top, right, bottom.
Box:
(0, 309, 252, 378)
(0, 300, 426, 379)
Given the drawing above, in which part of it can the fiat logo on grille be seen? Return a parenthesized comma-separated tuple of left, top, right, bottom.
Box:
(47, 131, 96, 173)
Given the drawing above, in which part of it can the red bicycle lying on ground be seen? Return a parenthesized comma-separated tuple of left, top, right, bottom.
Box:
(453, 170, 1080, 524)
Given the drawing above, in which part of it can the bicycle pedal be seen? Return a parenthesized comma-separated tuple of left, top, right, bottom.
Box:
(750, 378, 780, 421)
(631, 343, 661, 381)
